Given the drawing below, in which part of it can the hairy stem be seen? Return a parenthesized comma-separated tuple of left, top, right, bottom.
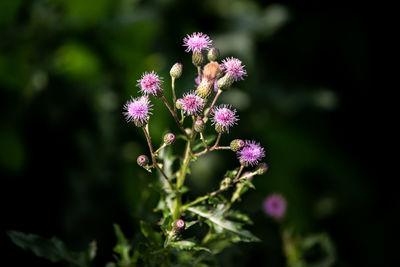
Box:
(203, 89, 222, 122)
(142, 127, 174, 190)
(161, 96, 188, 137)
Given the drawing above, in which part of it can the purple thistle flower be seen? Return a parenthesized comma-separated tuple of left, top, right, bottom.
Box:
(263, 194, 287, 221)
(123, 96, 152, 127)
(237, 140, 265, 166)
(221, 57, 247, 81)
(137, 71, 163, 97)
(183, 32, 212, 53)
(211, 104, 239, 133)
(181, 91, 204, 116)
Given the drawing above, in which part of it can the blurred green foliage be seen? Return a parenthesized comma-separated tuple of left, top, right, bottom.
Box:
(1, 0, 387, 266)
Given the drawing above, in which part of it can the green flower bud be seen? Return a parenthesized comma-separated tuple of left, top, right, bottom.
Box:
(192, 51, 205, 67)
(196, 79, 213, 99)
(170, 63, 183, 79)
(217, 73, 234, 91)
(230, 139, 245, 152)
(163, 133, 176, 145)
(207, 47, 220, 62)
(137, 155, 149, 167)
(194, 119, 205, 132)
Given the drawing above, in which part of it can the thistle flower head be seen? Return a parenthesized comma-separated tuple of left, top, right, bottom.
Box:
(211, 104, 239, 133)
(163, 133, 176, 145)
(237, 140, 265, 166)
(170, 63, 183, 79)
(230, 139, 245, 152)
(221, 57, 247, 81)
(137, 155, 149, 167)
(183, 32, 212, 53)
(263, 194, 287, 221)
(137, 71, 163, 97)
(181, 91, 205, 116)
(123, 96, 152, 127)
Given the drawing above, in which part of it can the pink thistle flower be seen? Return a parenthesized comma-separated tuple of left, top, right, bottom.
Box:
(123, 96, 152, 127)
(183, 32, 212, 53)
(221, 57, 247, 81)
(181, 91, 204, 116)
(137, 71, 163, 97)
(263, 194, 287, 221)
(237, 140, 265, 166)
(211, 104, 239, 133)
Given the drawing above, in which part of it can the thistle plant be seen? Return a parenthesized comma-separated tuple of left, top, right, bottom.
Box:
(119, 32, 268, 265)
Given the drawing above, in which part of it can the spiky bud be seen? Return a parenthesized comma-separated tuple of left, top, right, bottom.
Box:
(170, 63, 183, 79)
(137, 155, 149, 167)
(176, 98, 183, 109)
(217, 73, 234, 91)
(230, 139, 245, 152)
(172, 219, 186, 233)
(192, 51, 205, 67)
(194, 119, 205, 132)
(196, 79, 213, 99)
(255, 162, 268, 175)
(163, 133, 176, 145)
(208, 47, 220, 62)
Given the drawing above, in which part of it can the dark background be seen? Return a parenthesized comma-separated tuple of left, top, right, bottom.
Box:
(1, 0, 392, 266)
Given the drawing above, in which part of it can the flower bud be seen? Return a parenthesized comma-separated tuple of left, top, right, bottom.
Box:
(185, 128, 192, 136)
(163, 133, 176, 145)
(137, 155, 149, 167)
(208, 47, 220, 62)
(196, 79, 213, 99)
(255, 163, 268, 175)
(176, 98, 183, 109)
(230, 139, 245, 152)
(217, 73, 234, 91)
(192, 51, 205, 67)
(170, 63, 183, 79)
(172, 219, 186, 233)
(194, 119, 205, 133)
(215, 124, 225, 133)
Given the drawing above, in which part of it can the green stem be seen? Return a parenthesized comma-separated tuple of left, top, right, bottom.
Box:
(171, 77, 177, 113)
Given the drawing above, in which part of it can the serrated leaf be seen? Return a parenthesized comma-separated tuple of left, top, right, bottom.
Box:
(8, 231, 89, 266)
(188, 205, 260, 243)
(140, 221, 162, 247)
(227, 210, 254, 225)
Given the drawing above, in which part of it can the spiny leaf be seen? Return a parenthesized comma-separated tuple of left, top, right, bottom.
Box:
(188, 205, 260, 242)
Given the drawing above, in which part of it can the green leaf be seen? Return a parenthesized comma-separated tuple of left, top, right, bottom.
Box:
(223, 168, 239, 180)
(140, 220, 162, 247)
(170, 241, 211, 253)
(241, 179, 256, 190)
(188, 205, 260, 243)
(227, 210, 254, 225)
(8, 231, 89, 266)
(112, 224, 132, 265)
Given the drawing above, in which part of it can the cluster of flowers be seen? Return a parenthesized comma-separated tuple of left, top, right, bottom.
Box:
(123, 32, 265, 168)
